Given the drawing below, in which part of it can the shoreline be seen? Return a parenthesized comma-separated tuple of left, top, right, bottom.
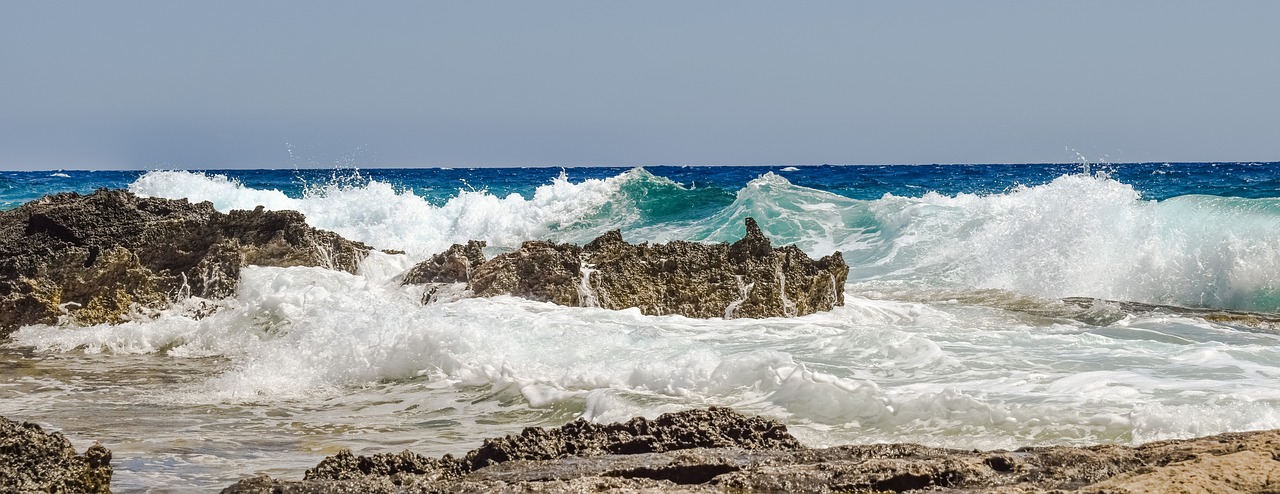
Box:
(3, 182, 1279, 492)
(7, 408, 1280, 493)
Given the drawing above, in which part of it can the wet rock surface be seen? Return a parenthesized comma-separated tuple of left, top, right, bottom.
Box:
(0, 189, 371, 338)
(401, 240, 486, 285)
(0, 415, 112, 493)
(409, 217, 849, 318)
(222, 408, 1280, 493)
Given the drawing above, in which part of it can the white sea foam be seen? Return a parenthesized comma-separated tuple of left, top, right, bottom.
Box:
(128, 169, 641, 257)
(96, 171, 1280, 434)
(10, 166, 1280, 491)
(862, 173, 1280, 311)
(12, 257, 1280, 450)
(128, 168, 1279, 311)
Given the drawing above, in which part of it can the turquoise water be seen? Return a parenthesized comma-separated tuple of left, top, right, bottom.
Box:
(2, 163, 1279, 491)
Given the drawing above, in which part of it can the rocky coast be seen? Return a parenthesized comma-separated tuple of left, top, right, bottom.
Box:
(220, 407, 1280, 493)
(4, 189, 1280, 492)
(0, 189, 372, 339)
(1, 190, 848, 339)
(5, 408, 1280, 493)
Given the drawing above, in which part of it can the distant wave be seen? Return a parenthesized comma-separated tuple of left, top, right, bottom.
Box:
(128, 168, 1280, 312)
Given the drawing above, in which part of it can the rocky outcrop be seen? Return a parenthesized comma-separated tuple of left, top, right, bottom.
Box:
(401, 240, 486, 285)
(407, 218, 848, 318)
(222, 408, 1280, 493)
(0, 416, 112, 493)
(222, 407, 802, 493)
(0, 189, 372, 338)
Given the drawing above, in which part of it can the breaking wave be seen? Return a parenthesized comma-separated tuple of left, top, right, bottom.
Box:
(130, 168, 1280, 311)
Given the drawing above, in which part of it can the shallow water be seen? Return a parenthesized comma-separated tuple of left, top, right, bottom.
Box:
(3, 164, 1280, 491)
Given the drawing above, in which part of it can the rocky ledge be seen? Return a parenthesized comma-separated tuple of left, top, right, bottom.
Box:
(0, 189, 371, 338)
(223, 407, 1280, 493)
(406, 218, 849, 318)
(0, 415, 112, 493)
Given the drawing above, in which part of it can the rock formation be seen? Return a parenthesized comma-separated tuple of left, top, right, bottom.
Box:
(0, 189, 371, 338)
(400, 240, 486, 285)
(407, 218, 849, 318)
(0, 416, 112, 493)
(222, 407, 1280, 493)
(222, 407, 802, 493)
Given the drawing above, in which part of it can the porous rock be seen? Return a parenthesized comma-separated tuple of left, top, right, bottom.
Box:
(410, 218, 848, 319)
(222, 407, 800, 493)
(469, 240, 584, 307)
(401, 240, 486, 284)
(0, 189, 371, 338)
(224, 416, 1280, 493)
(0, 415, 112, 493)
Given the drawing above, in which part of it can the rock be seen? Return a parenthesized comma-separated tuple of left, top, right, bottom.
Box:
(460, 406, 802, 469)
(224, 411, 1280, 493)
(469, 240, 584, 307)
(0, 415, 112, 493)
(579, 217, 847, 318)
(0, 189, 372, 339)
(401, 240, 486, 284)
(413, 218, 848, 319)
(223, 407, 799, 493)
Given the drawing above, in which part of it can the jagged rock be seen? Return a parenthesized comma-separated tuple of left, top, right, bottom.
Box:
(461, 407, 801, 469)
(584, 218, 847, 318)
(0, 189, 372, 338)
(401, 240, 486, 284)
(223, 409, 1280, 493)
(468, 240, 585, 307)
(413, 218, 848, 319)
(223, 407, 799, 493)
(0, 416, 112, 493)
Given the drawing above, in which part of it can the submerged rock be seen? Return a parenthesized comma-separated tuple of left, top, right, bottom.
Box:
(408, 218, 848, 318)
(0, 416, 112, 493)
(222, 408, 1280, 493)
(0, 189, 372, 338)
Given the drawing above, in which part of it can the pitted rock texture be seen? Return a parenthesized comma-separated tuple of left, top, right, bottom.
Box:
(0, 189, 371, 338)
(411, 218, 848, 319)
(0, 415, 112, 493)
(222, 410, 1280, 493)
(401, 240, 486, 285)
(223, 407, 801, 493)
(461, 406, 802, 469)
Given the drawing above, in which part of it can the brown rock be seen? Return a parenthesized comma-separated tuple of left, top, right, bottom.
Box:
(469, 240, 584, 306)
(402, 240, 487, 285)
(429, 217, 848, 319)
(0, 189, 372, 338)
(0, 415, 112, 493)
(222, 409, 1280, 494)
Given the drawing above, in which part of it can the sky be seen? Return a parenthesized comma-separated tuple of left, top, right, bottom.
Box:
(1, 1, 1278, 170)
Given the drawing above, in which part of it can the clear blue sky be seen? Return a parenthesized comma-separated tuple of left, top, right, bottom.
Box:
(2, 1, 1277, 170)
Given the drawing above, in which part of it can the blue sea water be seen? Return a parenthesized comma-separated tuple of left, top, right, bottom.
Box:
(2, 162, 1280, 491)
(6, 162, 1280, 210)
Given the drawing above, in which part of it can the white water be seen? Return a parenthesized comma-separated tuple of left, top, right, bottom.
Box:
(3, 168, 1279, 491)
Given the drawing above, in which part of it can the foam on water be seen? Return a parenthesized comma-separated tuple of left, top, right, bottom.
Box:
(129, 169, 662, 257)
(127, 168, 1280, 311)
(8, 165, 1280, 490)
(865, 173, 1280, 311)
(12, 252, 1280, 450)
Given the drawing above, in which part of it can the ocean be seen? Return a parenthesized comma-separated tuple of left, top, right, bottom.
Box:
(2, 163, 1279, 491)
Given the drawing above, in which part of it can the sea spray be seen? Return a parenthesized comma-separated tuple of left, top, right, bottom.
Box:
(5, 163, 1280, 491)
